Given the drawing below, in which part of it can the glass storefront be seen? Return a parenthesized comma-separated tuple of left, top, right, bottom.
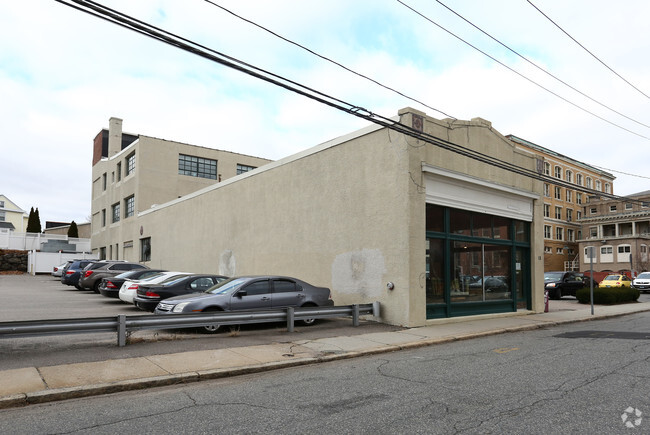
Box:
(426, 204, 531, 318)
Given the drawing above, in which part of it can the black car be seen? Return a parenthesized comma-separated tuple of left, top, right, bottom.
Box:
(98, 269, 166, 298)
(78, 261, 148, 293)
(134, 274, 228, 312)
(544, 271, 594, 299)
(60, 259, 96, 289)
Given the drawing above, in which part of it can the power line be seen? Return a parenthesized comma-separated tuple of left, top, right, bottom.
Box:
(203, 0, 456, 120)
(55, 0, 647, 205)
(527, 0, 650, 100)
(396, 0, 650, 141)
(435, 0, 650, 130)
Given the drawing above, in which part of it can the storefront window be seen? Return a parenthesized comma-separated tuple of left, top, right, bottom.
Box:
(450, 209, 471, 236)
(425, 203, 444, 233)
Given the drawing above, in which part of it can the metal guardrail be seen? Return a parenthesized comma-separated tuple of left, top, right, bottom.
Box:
(0, 303, 380, 347)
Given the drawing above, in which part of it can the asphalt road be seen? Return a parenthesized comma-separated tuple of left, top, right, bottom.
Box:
(1, 311, 649, 434)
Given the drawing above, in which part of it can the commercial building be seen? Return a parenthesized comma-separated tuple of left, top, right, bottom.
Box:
(508, 136, 615, 272)
(578, 191, 650, 274)
(90, 108, 545, 327)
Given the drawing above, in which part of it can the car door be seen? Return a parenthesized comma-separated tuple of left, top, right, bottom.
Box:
(230, 279, 273, 310)
(271, 278, 305, 308)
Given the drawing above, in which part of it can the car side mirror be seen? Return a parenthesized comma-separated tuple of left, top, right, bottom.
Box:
(236, 291, 247, 298)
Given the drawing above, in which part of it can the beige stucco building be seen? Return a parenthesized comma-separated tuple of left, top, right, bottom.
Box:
(508, 136, 615, 272)
(90, 109, 546, 327)
(0, 195, 28, 232)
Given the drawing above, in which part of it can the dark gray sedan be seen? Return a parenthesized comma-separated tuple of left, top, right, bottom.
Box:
(154, 276, 334, 331)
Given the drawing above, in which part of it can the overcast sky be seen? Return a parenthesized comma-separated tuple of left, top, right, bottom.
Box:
(2, 0, 649, 224)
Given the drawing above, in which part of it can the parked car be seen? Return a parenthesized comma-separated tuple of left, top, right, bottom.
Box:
(544, 271, 594, 299)
(135, 274, 228, 312)
(153, 275, 334, 332)
(51, 261, 71, 278)
(118, 272, 192, 304)
(599, 274, 632, 288)
(61, 259, 97, 289)
(632, 272, 650, 292)
(78, 261, 148, 293)
(98, 269, 166, 298)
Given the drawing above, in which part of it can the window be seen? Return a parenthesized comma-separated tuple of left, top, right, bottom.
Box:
(610, 205, 617, 212)
(116, 162, 122, 182)
(625, 203, 633, 210)
(102, 173, 107, 191)
(241, 280, 271, 296)
(544, 225, 551, 239)
(273, 279, 298, 293)
(544, 184, 550, 197)
(111, 202, 120, 223)
(576, 174, 583, 186)
(605, 183, 611, 194)
(125, 195, 135, 218)
(0, 211, 5, 222)
(555, 206, 562, 219)
(556, 227, 563, 240)
(556, 248, 563, 254)
(101, 209, 106, 227)
(126, 153, 136, 176)
(543, 162, 550, 175)
(618, 245, 631, 254)
(586, 177, 592, 189)
(178, 154, 218, 179)
(554, 166, 562, 179)
(576, 210, 582, 220)
(566, 209, 573, 222)
(596, 180, 602, 191)
(566, 190, 572, 203)
(576, 192, 583, 205)
(565, 170, 573, 183)
(589, 227, 597, 238)
(567, 229, 575, 241)
(590, 207, 597, 214)
(544, 204, 550, 218)
(140, 237, 151, 262)
(601, 246, 613, 254)
(0, 201, 4, 208)
(554, 186, 562, 200)
(237, 164, 256, 175)
(544, 246, 552, 254)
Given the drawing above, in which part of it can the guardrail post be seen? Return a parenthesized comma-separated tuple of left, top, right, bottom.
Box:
(287, 307, 294, 333)
(117, 314, 126, 347)
(352, 304, 359, 327)
(372, 301, 380, 318)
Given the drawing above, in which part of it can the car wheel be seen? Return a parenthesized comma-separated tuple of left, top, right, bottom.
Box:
(300, 304, 318, 326)
(201, 307, 222, 333)
(93, 281, 101, 294)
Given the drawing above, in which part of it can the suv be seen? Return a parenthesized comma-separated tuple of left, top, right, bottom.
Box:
(78, 261, 148, 293)
(61, 259, 97, 289)
(544, 271, 593, 300)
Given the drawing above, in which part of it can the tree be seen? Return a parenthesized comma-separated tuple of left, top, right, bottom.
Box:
(68, 221, 79, 238)
(26, 207, 39, 233)
(34, 208, 42, 233)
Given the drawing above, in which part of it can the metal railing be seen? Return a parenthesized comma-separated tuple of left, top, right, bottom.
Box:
(0, 303, 380, 347)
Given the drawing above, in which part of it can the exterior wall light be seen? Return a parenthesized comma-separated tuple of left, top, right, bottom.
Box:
(386, 282, 395, 291)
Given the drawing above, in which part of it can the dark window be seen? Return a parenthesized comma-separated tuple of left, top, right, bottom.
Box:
(140, 237, 151, 262)
(116, 162, 122, 181)
(125, 196, 134, 218)
(111, 203, 120, 223)
(237, 164, 256, 175)
(273, 279, 298, 293)
(178, 154, 217, 179)
(426, 204, 444, 232)
(242, 280, 271, 296)
(126, 153, 136, 175)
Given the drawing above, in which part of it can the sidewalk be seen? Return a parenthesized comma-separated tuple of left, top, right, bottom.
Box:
(2, 301, 649, 409)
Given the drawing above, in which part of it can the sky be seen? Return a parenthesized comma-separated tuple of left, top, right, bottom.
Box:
(1, 0, 649, 224)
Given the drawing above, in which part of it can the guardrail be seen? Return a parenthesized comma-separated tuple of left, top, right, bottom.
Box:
(0, 303, 380, 347)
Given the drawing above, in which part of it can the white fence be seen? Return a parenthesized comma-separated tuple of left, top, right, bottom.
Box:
(27, 251, 98, 275)
(0, 230, 91, 252)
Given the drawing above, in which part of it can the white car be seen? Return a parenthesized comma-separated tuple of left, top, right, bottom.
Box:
(118, 271, 191, 304)
(51, 261, 71, 277)
(632, 272, 650, 293)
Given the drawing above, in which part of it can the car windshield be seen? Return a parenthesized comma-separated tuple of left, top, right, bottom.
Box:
(206, 277, 249, 295)
(637, 272, 650, 279)
(544, 272, 564, 281)
(603, 275, 620, 281)
(159, 275, 190, 285)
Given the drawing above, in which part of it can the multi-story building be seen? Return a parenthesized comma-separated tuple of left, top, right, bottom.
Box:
(507, 135, 615, 272)
(0, 195, 28, 232)
(90, 117, 272, 260)
(578, 191, 650, 274)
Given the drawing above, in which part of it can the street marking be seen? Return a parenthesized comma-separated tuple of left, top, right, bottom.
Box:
(493, 347, 519, 354)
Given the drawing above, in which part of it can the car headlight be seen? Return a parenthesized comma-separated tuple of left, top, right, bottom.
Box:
(172, 302, 190, 313)
(545, 283, 556, 288)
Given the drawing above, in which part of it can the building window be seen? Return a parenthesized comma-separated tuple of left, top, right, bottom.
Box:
(610, 205, 617, 212)
(544, 204, 550, 218)
(590, 227, 598, 238)
(0, 211, 5, 222)
(125, 195, 135, 218)
(554, 166, 562, 179)
(605, 183, 611, 194)
(102, 173, 107, 191)
(590, 207, 597, 214)
(111, 202, 120, 223)
(576, 174, 583, 186)
(576, 192, 583, 205)
(126, 153, 136, 176)
(577, 210, 582, 220)
(555, 206, 562, 220)
(178, 154, 218, 180)
(567, 229, 574, 241)
(566, 209, 573, 222)
(586, 177, 592, 189)
(544, 184, 550, 197)
(556, 227, 563, 240)
(554, 186, 562, 200)
(101, 209, 106, 227)
(99, 247, 106, 260)
(140, 237, 151, 262)
(565, 170, 572, 183)
(543, 162, 550, 175)
(566, 190, 572, 203)
(618, 245, 631, 254)
(544, 225, 551, 239)
(0, 201, 4, 208)
(117, 162, 122, 182)
(237, 164, 256, 175)
(596, 180, 602, 191)
(544, 246, 552, 254)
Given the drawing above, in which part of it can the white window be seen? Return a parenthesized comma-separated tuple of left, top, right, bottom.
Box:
(590, 227, 598, 238)
(544, 204, 550, 218)
(576, 174, 583, 186)
(544, 225, 551, 239)
(625, 203, 633, 210)
(543, 162, 550, 176)
(555, 227, 563, 240)
(586, 177, 592, 189)
(555, 186, 562, 199)
(566, 209, 573, 222)
(617, 244, 631, 262)
(566, 190, 572, 203)
(554, 166, 562, 179)
(544, 246, 552, 254)
(600, 245, 613, 263)
(565, 170, 573, 183)
(567, 229, 575, 241)
(555, 206, 562, 219)
(605, 183, 611, 194)
(556, 247, 563, 254)
(544, 184, 550, 197)
(596, 180, 602, 191)
(576, 193, 583, 205)
(576, 210, 582, 220)
(610, 205, 617, 212)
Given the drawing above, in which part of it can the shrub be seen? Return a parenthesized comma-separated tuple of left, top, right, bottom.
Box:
(576, 287, 640, 304)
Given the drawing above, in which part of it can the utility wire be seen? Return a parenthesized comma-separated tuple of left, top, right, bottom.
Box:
(397, 0, 650, 141)
(435, 0, 650, 130)
(55, 0, 646, 205)
(203, 0, 456, 120)
(527, 0, 650, 100)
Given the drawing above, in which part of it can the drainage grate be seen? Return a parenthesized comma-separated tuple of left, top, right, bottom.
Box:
(555, 331, 650, 340)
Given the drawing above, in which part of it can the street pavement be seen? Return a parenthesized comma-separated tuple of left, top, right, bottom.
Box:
(2, 295, 649, 410)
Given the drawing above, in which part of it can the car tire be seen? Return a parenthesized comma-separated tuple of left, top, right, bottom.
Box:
(299, 304, 318, 326)
(93, 281, 101, 294)
(201, 307, 222, 333)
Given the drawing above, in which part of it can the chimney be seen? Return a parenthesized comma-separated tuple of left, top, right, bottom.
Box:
(108, 117, 123, 157)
